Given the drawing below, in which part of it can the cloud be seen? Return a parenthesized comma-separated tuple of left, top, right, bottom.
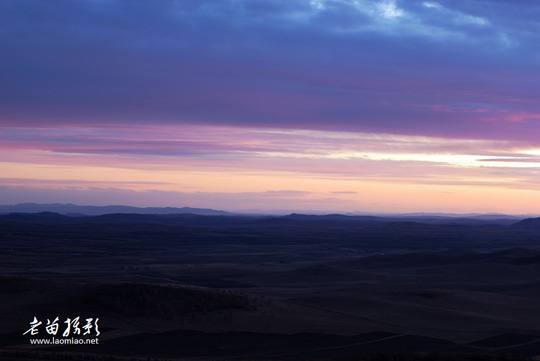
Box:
(261, 190, 312, 197)
(4, 124, 540, 176)
(5, 124, 540, 201)
(0, 0, 539, 143)
(422, 1, 489, 26)
(0, 178, 175, 187)
(2, 1, 540, 214)
(376, 0, 404, 19)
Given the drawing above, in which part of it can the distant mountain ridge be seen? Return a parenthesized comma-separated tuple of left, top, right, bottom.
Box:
(0, 203, 534, 228)
(0, 203, 232, 216)
(0, 210, 529, 229)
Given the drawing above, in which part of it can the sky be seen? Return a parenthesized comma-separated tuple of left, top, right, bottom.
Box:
(2, 0, 540, 214)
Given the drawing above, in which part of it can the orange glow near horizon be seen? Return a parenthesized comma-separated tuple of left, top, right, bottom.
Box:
(2, 124, 540, 214)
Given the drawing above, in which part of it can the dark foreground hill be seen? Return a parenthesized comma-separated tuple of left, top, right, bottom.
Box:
(512, 217, 540, 229)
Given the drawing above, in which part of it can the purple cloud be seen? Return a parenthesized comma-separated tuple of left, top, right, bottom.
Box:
(1, 0, 540, 141)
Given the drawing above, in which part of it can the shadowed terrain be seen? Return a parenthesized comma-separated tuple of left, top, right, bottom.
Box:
(2, 211, 540, 360)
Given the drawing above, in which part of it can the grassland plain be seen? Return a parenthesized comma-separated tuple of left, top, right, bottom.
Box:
(2, 213, 540, 360)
